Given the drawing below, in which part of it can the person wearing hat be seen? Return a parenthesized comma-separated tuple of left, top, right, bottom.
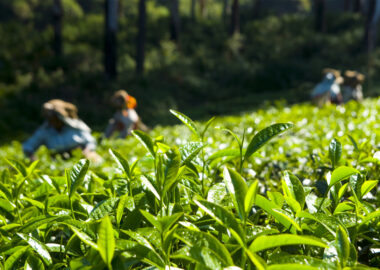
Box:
(104, 90, 149, 139)
(23, 99, 100, 161)
(342, 70, 364, 103)
(311, 68, 344, 106)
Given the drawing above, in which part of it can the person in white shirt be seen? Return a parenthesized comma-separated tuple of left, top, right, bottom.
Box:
(104, 90, 148, 138)
(23, 99, 100, 162)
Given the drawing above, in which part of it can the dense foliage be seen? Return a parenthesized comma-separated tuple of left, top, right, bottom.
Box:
(1, 0, 380, 142)
(0, 99, 379, 269)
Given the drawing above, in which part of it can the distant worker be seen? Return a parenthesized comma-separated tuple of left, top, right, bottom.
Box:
(311, 68, 343, 106)
(23, 99, 100, 162)
(342, 70, 364, 103)
(104, 90, 149, 138)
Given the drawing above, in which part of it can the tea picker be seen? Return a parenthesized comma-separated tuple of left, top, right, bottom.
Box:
(311, 68, 343, 106)
(104, 90, 149, 139)
(23, 99, 101, 162)
(342, 70, 365, 103)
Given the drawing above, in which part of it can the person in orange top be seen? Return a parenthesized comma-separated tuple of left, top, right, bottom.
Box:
(104, 90, 148, 138)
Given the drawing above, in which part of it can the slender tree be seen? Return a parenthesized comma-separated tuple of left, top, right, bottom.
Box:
(314, 0, 326, 32)
(230, 0, 239, 35)
(344, 0, 350, 11)
(199, 0, 207, 18)
(191, 0, 196, 20)
(252, 0, 261, 19)
(169, 0, 180, 42)
(136, 0, 146, 74)
(53, 0, 63, 56)
(353, 0, 363, 13)
(105, 0, 118, 78)
(364, 0, 380, 52)
(222, 0, 229, 24)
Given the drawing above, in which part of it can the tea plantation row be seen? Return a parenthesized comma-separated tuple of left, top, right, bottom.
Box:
(0, 99, 379, 269)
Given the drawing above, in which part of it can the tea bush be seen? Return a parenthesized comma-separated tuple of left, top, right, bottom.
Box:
(0, 99, 379, 269)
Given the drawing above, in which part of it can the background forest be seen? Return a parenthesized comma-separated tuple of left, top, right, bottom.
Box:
(1, 0, 380, 143)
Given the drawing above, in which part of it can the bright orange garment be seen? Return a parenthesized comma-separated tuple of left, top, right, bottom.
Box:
(127, 96, 137, 109)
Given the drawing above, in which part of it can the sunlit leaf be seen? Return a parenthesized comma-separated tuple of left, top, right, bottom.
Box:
(170, 109, 200, 138)
(98, 215, 115, 269)
(68, 159, 89, 198)
(17, 233, 52, 266)
(244, 123, 293, 160)
(250, 234, 327, 252)
(132, 130, 156, 158)
(329, 166, 359, 188)
(329, 138, 342, 168)
(223, 167, 247, 221)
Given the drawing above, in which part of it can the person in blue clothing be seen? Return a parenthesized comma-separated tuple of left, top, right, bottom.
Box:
(311, 69, 343, 106)
(23, 99, 100, 161)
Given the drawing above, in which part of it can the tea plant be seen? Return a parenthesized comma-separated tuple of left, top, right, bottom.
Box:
(0, 99, 379, 269)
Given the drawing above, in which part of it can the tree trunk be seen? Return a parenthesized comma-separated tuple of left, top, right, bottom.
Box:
(364, 0, 380, 52)
(53, 0, 63, 56)
(230, 0, 239, 35)
(353, 0, 363, 13)
(314, 0, 326, 32)
(136, 0, 146, 75)
(222, 0, 229, 24)
(199, 0, 207, 18)
(105, 0, 118, 78)
(344, 0, 350, 11)
(169, 0, 180, 42)
(191, 0, 196, 20)
(252, 0, 261, 19)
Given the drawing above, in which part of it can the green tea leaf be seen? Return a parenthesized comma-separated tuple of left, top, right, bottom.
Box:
(336, 225, 350, 268)
(90, 197, 119, 220)
(160, 212, 183, 233)
(194, 199, 245, 246)
(361, 180, 378, 197)
(4, 246, 29, 270)
(244, 123, 293, 160)
(208, 148, 241, 161)
(283, 171, 305, 209)
(24, 254, 45, 270)
(250, 234, 327, 252)
(170, 109, 200, 138)
(329, 166, 359, 189)
(140, 210, 162, 232)
(67, 225, 98, 250)
(256, 195, 301, 232)
(97, 215, 115, 269)
(201, 116, 216, 139)
(175, 229, 233, 266)
(244, 180, 259, 214)
(245, 249, 266, 270)
(163, 146, 181, 194)
(132, 130, 156, 158)
(109, 149, 131, 179)
(223, 167, 248, 221)
(5, 158, 27, 177)
(116, 194, 128, 227)
(180, 142, 203, 165)
(68, 159, 89, 198)
(268, 264, 319, 270)
(17, 233, 52, 266)
(140, 175, 160, 201)
(329, 138, 342, 168)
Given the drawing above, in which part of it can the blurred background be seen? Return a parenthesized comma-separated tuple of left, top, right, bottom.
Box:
(0, 0, 380, 143)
